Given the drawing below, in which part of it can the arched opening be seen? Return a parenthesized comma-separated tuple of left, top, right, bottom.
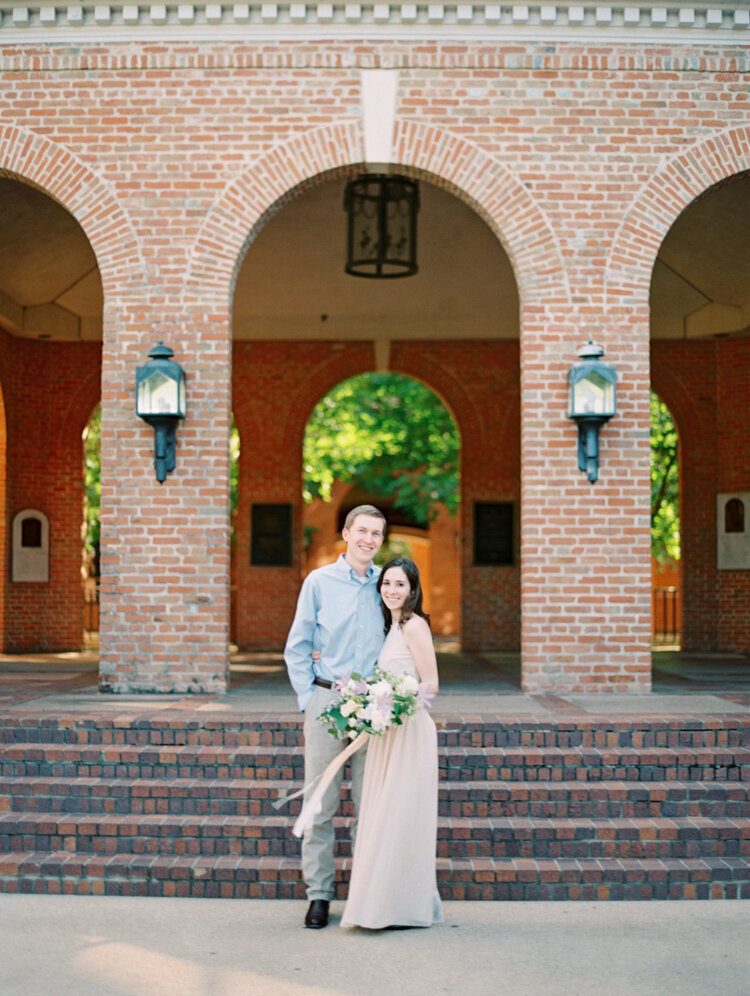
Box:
(0, 176, 102, 652)
(650, 391, 681, 649)
(302, 372, 461, 640)
(0, 376, 6, 644)
(650, 169, 750, 664)
(230, 171, 521, 675)
(82, 404, 101, 648)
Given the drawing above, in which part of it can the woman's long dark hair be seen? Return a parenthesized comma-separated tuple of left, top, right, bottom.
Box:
(377, 557, 431, 634)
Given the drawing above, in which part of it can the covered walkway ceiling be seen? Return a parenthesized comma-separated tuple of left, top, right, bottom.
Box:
(1, 171, 749, 342)
(0, 179, 102, 342)
(233, 179, 518, 341)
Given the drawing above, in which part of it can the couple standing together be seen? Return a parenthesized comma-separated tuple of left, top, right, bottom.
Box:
(284, 504, 443, 931)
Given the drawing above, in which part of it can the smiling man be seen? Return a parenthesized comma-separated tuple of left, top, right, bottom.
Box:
(284, 504, 387, 929)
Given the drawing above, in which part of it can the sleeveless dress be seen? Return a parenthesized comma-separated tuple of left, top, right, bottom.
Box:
(340, 621, 443, 929)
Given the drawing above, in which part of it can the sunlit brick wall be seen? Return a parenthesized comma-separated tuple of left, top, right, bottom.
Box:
(0, 40, 748, 688)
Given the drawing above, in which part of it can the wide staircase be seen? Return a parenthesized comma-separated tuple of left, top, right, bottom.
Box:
(0, 710, 748, 900)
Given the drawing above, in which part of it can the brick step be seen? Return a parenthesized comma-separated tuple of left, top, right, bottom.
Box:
(1, 744, 746, 782)
(3, 777, 748, 819)
(0, 850, 747, 901)
(436, 816, 749, 861)
(2, 715, 746, 750)
(1, 812, 746, 861)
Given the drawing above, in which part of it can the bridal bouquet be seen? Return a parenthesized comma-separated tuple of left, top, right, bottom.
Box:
(318, 667, 434, 741)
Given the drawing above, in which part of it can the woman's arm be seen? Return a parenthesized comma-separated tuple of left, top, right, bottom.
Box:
(402, 616, 439, 694)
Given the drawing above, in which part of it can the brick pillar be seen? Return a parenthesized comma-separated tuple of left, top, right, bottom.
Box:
(98, 298, 231, 693)
(520, 299, 652, 693)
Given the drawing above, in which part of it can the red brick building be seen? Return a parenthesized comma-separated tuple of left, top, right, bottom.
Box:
(0, 2, 748, 694)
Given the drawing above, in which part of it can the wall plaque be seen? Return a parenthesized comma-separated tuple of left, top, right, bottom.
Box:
(251, 503, 293, 567)
(473, 502, 514, 566)
(717, 492, 750, 570)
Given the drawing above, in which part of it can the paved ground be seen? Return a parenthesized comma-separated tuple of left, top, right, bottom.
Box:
(1, 894, 749, 996)
(1, 647, 749, 716)
(1, 648, 748, 995)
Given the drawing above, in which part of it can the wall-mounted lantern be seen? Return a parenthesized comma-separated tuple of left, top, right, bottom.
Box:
(344, 174, 419, 278)
(136, 342, 186, 484)
(567, 340, 617, 484)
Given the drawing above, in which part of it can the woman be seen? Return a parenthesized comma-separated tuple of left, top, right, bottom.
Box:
(340, 557, 443, 930)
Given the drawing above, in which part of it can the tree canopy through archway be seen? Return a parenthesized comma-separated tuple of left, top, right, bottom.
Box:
(303, 373, 460, 527)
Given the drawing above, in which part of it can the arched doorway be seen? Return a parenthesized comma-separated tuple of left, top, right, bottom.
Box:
(650, 391, 681, 648)
(230, 173, 520, 661)
(0, 177, 102, 652)
(650, 170, 750, 658)
(302, 372, 461, 639)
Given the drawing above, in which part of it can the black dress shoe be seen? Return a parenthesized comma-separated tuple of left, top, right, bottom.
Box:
(304, 899, 330, 929)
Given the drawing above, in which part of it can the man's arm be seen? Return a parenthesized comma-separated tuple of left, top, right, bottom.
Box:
(284, 573, 319, 712)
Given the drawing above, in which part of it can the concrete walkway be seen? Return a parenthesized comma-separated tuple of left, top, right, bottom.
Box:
(1, 894, 749, 996)
(1, 647, 749, 717)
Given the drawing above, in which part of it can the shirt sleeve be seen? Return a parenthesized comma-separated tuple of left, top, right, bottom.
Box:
(284, 573, 318, 712)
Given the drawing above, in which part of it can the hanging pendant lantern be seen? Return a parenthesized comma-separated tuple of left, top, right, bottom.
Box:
(344, 174, 419, 278)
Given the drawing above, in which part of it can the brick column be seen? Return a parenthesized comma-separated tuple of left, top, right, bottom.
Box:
(520, 297, 652, 693)
(98, 297, 232, 693)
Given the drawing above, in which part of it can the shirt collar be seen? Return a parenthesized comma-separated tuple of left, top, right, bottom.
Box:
(336, 553, 379, 581)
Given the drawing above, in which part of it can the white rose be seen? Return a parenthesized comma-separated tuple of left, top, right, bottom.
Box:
(340, 699, 358, 717)
(368, 680, 393, 699)
(370, 712, 388, 733)
(399, 675, 419, 694)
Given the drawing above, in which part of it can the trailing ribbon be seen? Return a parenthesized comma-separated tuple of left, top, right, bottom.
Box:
(290, 731, 369, 838)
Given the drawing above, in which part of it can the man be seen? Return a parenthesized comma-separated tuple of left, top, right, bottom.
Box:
(284, 504, 387, 929)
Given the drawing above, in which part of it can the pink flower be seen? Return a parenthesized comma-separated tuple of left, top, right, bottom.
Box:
(417, 683, 435, 709)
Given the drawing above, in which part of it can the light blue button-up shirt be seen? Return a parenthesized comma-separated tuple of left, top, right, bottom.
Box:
(284, 554, 384, 711)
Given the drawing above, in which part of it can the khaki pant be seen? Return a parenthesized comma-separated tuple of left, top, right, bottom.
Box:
(302, 684, 367, 901)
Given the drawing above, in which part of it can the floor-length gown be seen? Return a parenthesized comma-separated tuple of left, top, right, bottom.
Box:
(340, 622, 443, 929)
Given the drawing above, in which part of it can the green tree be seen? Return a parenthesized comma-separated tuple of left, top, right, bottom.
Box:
(303, 373, 459, 526)
(230, 414, 240, 540)
(650, 391, 680, 564)
(82, 405, 101, 574)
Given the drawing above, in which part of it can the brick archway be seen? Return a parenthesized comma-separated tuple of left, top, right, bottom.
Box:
(637, 131, 750, 658)
(211, 122, 559, 660)
(0, 124, 142, 292)
(608, 124, 750, 298)
(188, 120, 568, 308)
(0, 126, 134, 653)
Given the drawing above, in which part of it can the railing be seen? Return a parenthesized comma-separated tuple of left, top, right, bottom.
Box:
(83, 577, 99, 635)
(652, 586, 680, 645)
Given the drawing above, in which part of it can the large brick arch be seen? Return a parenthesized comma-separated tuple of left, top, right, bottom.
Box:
(0, 124, 142, 291)
(214, 122, 548, 654)
(651, 360, 704, 449)
(188, 120, 568, 308)
(280, 349, 480, 463)
(608, 124, 750, 300)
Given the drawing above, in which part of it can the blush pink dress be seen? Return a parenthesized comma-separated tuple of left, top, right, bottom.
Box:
(340, 621, 443, 929)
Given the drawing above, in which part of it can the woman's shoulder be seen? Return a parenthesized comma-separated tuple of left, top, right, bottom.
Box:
(401, 614, 431, 638)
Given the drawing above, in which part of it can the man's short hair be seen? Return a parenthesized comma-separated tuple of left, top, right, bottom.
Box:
(344, 504, 386, 532)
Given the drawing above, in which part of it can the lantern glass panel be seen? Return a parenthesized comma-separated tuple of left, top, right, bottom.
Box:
(569, 369, 615, 417)
(137, 369, 180, 416)
(345, 175, 418, 278)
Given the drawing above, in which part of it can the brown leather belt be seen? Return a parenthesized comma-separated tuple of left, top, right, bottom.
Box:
(313, 676, 334, 689)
